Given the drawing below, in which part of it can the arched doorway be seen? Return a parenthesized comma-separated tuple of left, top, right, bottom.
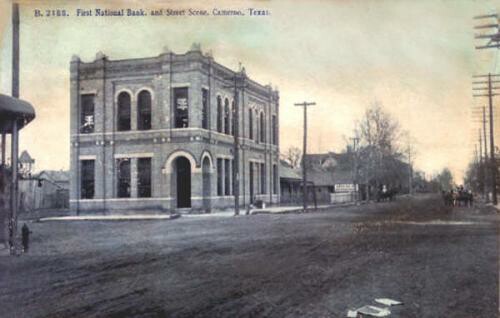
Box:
(202, 156, 211, 212)
(175, 157, 191, 208)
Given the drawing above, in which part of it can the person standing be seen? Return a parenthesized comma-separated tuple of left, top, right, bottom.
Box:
(21, 223, 31, 253)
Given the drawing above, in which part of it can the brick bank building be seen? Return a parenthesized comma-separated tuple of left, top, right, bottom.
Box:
(70, 45, 280, 214)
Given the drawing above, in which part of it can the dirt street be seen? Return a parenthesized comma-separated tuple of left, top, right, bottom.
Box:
(0, 195, 498, 317)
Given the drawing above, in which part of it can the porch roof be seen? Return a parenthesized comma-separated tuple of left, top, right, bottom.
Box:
(0, 94, 36, 133)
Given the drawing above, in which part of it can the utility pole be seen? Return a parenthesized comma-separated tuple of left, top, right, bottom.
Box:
(472, 73, 498, 205)
(482, 106, 489, 201)
(479, 129, 486, 200)
(224, 68, 247, 216)
(408, 142, 412, 195)
(294, 101, 315, 212)
(9, 2, 20, 255)
(350, 137, 359, 202)
(474, 14, 499, 205)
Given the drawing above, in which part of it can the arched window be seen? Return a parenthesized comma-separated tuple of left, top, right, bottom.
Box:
(272, 115, 277, 145)
(260, 112, 265, 143)
(137, 90, 152, 130)
(255, 110, 259, 143)
(231, 100, 235, 136)
(248, 109, 253, 140)
(217, 96, 223, 133)
(224, 98, 230, 135)
(117, 92, 131, 131)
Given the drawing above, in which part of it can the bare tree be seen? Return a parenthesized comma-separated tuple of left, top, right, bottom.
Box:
(281, 146, 302, 169)
(354, 102, 403, 194)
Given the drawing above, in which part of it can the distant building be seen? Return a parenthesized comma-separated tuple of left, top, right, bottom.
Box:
(305, 153, 360, 204)
(70, 45, 280, 214)
(279, 160, 303, 205)
(18, 150, 34, 177)
(19, 170, 69, 211)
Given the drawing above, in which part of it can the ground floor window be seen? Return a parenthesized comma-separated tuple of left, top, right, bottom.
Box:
(273, 164, 278, 194)
(217, 158, 223, 196)
(80, 159, 95, 199)
(224, 159, 231, 195)
(138, 158, 152, 198)
(260, 163, 266, 194)
(116, 158, 131, 198)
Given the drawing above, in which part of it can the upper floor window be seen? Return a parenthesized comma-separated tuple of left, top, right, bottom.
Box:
(217, 96, 223, 133)
(80, 94, 95, 133)
(272, 115, 277, 145)
(174, 87, 189, 128)
(259, 112, 265, 143)
(248, 109, 253, 140)
(202, 88, 209, 129)
(224, 98, 230, 135)
(231, 100, 235, 136)
(137, 90, 152, 130)
(117, 92, 131, 131)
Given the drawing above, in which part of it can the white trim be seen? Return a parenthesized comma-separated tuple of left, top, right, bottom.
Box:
(216, 155, 234, 160)
(170, 82, 191, 88)
(164, 150, 199, 173)
(135, 87, 155, 101)
(191, 196, 234, 200)
(80, 90, 97, 95)
(249, 158, 265, 164)
(79, 155, 97, 160)
(114, 153, 154, 159)
(71, 197, 172, 202)
(200, 151, 214, 171)
(114, 89, 134, 103)
(71, 127, 201, 137)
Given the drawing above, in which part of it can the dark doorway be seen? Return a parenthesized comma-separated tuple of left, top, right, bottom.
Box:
(175, 157, 191, 208)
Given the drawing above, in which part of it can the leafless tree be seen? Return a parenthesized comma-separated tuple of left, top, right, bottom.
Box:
(354, 102, 403, 193)
(281, 146, 302, 169)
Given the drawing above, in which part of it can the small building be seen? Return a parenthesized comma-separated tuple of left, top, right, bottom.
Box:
(279, 160, 302, 205)
(305, 152, 360, 204)
(18, 150, 34, 178)
(18, 170, 69, 212)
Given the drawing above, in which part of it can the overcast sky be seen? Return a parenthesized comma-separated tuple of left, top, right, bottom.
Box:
(1, 0, 499, 182)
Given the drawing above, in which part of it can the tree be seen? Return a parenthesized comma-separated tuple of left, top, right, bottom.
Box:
(281, 146, 302, 169)
(354, 102, 403, 194)
(435, 168, 454, 191)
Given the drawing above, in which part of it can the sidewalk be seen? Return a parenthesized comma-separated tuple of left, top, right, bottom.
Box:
(39, 214, 181, 222)
(37, 202, 362, 222)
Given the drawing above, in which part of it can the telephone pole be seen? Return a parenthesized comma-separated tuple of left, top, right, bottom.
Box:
(472, 73, 498, 205)
(479, 129, 486, 200)
(482, 106, 489, 201)
(350, 137, 359, 202)
(474, 14, 499, 205)
(294, 101, 316, 212)
(10, 2, 20, 255)
(224, 68, 247, 216)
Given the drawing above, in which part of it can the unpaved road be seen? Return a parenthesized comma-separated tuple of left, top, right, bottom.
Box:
(0, 195, 498, 317)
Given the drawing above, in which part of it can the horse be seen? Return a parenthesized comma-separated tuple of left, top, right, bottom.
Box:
(377, 188, 398, 202)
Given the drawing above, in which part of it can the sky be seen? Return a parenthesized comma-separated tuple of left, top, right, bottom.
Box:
(0, 0, 499, 182)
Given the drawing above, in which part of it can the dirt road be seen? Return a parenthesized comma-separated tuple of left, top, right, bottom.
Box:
(0, 195, 498, 317)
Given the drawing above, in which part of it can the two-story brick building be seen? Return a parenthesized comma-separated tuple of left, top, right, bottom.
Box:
(70, 44, 280, 214)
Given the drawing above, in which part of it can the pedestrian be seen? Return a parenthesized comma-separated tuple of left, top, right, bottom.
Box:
(21, 223, 31, 253)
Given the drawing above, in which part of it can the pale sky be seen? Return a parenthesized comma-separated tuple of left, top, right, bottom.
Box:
(1, 0, 499, 182)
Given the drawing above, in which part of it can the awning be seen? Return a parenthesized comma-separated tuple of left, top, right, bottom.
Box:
(0, 94, 36, 132)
